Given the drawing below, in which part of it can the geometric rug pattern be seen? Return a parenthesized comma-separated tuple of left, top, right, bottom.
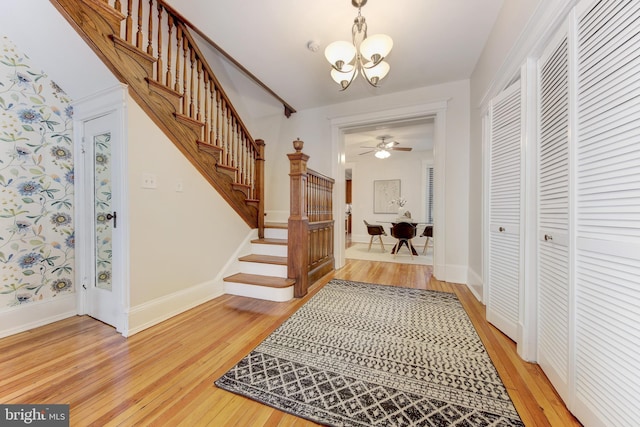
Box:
(215, 279, 524, 426)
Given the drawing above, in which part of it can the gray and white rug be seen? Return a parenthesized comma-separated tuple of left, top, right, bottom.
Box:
(215, 279, 523, 426)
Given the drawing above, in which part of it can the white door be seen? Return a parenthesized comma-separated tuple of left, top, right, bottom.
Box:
(486, 82, 522, 342)
(537, 26, 571, 402)
(572, 0, 640, 424)
(82, 113, 122, 330)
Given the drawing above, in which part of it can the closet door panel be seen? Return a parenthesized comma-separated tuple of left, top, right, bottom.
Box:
(487, 82, 522, 342)
(575, 0, 640, 425)
(537, 30, 571, 402)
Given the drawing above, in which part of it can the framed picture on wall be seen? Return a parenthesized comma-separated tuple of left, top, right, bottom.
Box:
(373, 179, 400, 213)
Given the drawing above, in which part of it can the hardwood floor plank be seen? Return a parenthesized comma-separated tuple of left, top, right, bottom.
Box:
(0, 259, 580, 426)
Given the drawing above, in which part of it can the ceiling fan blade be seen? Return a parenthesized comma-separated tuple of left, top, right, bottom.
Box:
(359, 150, 375, 155)
(390, 147, 412, 151)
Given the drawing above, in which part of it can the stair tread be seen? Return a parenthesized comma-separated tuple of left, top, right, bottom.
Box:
(223, 273, 294, 289)
(238, 254, 287, 265)
(265, 222, 288, 229)
(251, 238, 288, 245)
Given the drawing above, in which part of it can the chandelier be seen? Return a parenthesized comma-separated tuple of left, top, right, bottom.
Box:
(324, 0, 393, 90)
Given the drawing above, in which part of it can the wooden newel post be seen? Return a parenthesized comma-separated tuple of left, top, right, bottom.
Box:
(288, 138, 310, 298)
(255, 139, 266, 239)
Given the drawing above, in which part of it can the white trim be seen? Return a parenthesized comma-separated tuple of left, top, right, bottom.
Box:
(466, 267, 483, 303)
(126, 279, 223, 336)
(0, 294, 77, 339)
(330, 101, 449, 279)
(443, 264, 468, 286)
(519, 58, 539, 362)
(72, 84, 129, 335)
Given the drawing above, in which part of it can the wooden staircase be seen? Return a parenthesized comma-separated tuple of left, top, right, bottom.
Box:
(51, 0, 265, 231)
(223, 224, 295, 301)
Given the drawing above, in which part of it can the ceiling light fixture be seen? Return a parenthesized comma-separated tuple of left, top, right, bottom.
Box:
(375, 149, 391, 159)
(324, 0, 393, 90)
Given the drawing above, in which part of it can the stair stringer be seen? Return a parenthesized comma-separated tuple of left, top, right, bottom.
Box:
(50, 0, 260, 228)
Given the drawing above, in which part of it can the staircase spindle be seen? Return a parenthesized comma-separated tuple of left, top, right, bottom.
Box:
(182, 35, 188, 114)
(166, 15, 173, 87)
(215, 91, 221, 146)
(136, 0, 143, 49)
(203, 72, 210, 143)
(155, 3, 163, 82)
(189, 50, 196, 118)
(196, 61, 202, 122)
(210, 88, 216, 144)
(147, 0, 154, 55)
(114, 0, 122, 13)
(126, 0, 133, 42)
(175, 25, 182, 92)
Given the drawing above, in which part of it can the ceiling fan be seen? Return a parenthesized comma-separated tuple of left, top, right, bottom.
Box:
(359, 135, 412, 158)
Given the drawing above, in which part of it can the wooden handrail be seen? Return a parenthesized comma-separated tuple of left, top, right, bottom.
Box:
(158, 0, 296, 118)
(106, 0, 263, 208)
(287, 139, 335, 297)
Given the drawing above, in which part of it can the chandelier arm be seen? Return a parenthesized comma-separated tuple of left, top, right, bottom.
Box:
(360, 65, 380, 87)
(339, 67, 359, 91)
(362, 55, 385, 69)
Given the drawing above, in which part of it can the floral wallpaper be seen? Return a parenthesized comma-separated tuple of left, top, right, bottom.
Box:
(0, 36, 74, 308)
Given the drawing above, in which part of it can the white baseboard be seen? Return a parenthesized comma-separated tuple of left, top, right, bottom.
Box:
(466, 267, 484, 303)
(0, 294, 77, 339)
(126, 280, 224, 336)
(443, 264, 468, 285)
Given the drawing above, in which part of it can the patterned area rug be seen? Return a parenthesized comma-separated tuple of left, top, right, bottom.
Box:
(215, 280, 524, 426)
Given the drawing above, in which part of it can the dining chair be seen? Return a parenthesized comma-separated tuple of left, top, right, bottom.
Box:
(420, 225, 433, 254)
(391, 222, 417, 259)
(363, 220, 386, 251)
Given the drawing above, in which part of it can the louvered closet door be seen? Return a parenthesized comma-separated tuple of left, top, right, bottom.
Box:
(487, 82, 522, 342)
(575, 0, 640, 425)
(537, 30, 571, 402)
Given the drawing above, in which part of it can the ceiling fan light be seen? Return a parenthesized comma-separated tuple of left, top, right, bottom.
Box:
(360, 34, 393, 62)
(325, 41, 356, 68)
(375, 149, 391, 159)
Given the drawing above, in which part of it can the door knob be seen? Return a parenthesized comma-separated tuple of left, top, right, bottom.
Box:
(106, 212, 117, 228)
(498, 226, 505, 232)
(544, 234, 553, 241)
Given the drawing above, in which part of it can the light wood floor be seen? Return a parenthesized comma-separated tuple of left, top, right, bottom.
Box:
(0, 260, 581, 426)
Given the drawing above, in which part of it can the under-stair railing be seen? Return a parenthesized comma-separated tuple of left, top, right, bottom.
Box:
(113, 0, 260, 199)
(288, 139, 335, 298)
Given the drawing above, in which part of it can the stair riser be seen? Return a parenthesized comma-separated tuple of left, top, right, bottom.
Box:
(238, 262, 287, 277)
(251, 244, 287, 257)
(264, 228, 288, 240)
(224, 282, 293, 302)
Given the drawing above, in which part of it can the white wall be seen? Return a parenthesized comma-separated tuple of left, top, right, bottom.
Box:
(0, 0, 117, 100)
(256, 80, 471, 284)
(126, 97, 250, 331)
(349, 153, 433, 245)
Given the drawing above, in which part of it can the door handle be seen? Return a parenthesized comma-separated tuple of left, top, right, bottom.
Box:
(544, 234, 553, 241)
(106, 212, 117, 228)
(498, 226, 505, 232)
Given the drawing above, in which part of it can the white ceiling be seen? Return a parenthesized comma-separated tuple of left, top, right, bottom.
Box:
(165, 0, 504, 160)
